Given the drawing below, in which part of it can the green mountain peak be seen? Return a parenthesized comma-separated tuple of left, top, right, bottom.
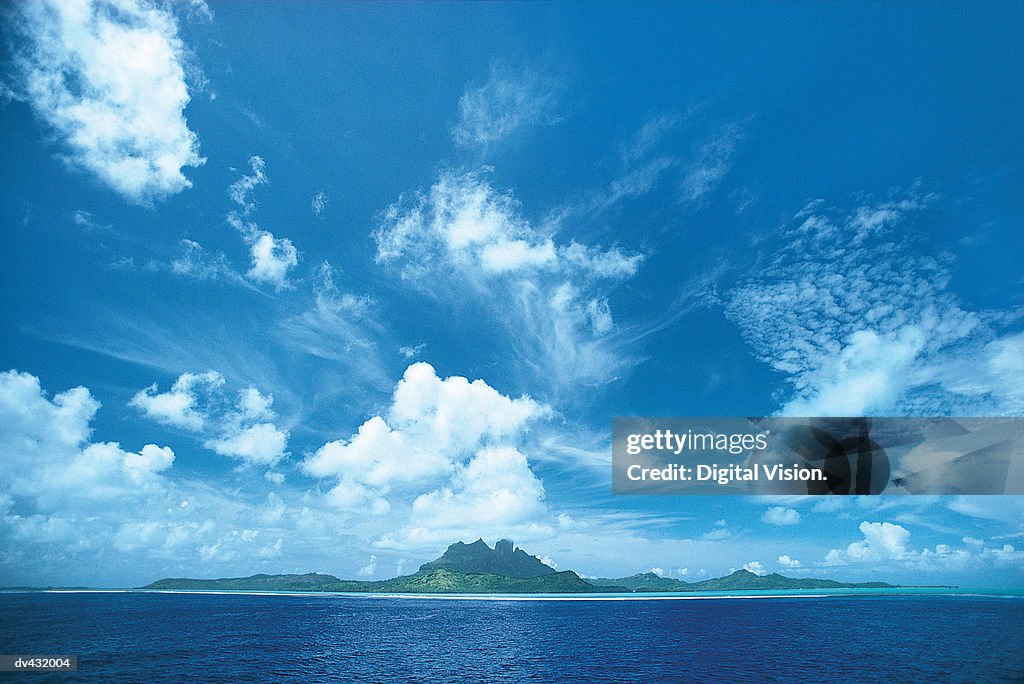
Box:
(418, 539, 557, 578)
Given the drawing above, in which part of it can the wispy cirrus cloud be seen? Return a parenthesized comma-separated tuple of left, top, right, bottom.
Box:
(311, 190, 328, 217)
(6, 0, 206, 204)
(277, 261, 390, 392)
(576, 113, 682, 214)
(725, 191, 1024, 416)
(622, 112, 680, 165)
(583, 113, 746, 215)
(452, 64, 559, 149)
(170, 239, 241, 282)
(679, 122, 744, 205)
(373, 168, 644, 394)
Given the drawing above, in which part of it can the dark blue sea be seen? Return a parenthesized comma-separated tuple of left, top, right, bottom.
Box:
(1, 592, 1022, 682)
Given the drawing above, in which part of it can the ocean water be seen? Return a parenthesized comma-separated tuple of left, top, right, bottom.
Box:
(1, 592, 1022, 682)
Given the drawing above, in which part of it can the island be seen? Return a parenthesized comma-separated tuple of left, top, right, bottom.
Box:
(141, 539, 900, 594)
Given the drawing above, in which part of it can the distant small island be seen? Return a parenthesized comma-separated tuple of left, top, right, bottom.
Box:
(141, 539, 902, 594)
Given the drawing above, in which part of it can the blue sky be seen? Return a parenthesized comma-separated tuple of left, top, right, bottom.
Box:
(1, 1, 1022, 588)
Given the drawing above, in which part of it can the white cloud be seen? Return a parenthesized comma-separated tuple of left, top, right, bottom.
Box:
(578, 114, 682, 214)
(777, 554, 802, 569)
(206, 423, 287, 467)
(600, 156, 677, 208)
(228, 155, 267, 210)
(131, 370, 222, 431)
(452, 64, 557, 148)
(170, 240, 239, 282)
(725, 193, 1023, 416)
(226, 156, 299, 291)
(9, 0, 204, 204)
(743, 561, 766, 575)
(0, 370, 386, 587)
(132, 371, 289, 467)
(305, 362, 547, 510)
(304, 362, 561, 550)
(980, 544, 1024, 566)
(243, 229, 299, 288)
(762, 506, 801, 526)
(374, 169, 644, 392)
(702, 528, 732, 541)
(394, 447, 553, 547)
(946, 496, 1024, 525)
(311, 191, 328, 216)
(824, 521, 912, 565)
(0, 370, 174, 508)
(277, 261, 387, 394)
(71, 210, 110, 231)
(357, 555, 377, 577)
(399, 343, 426, 360)
(702, 518, 734, 540)
(623, 112, 678, 164)
(820, 520, 1006, 572)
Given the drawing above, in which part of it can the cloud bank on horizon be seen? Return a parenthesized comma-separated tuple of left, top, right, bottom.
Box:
(1, 1, 1022, 588)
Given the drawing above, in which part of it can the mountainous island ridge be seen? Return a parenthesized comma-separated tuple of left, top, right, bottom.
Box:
(141, 538, 904, 594)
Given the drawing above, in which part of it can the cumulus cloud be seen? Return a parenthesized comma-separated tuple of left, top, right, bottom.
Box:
(762, 506, 801, 526)
(825, 521, 913, 565)
(243, 229, 299, 287)
(206, 423, 288, 467)
(742, 561, 766, 575)
(131, 371, 289, 466)
(305, 362, 559, 548)
(0, 370, 391, 587)
(452, 64, 558, 148)
(725, 193, 1023, 416)
(0, 370, 174, 509)
(130, 370, 222, 431)
(819, 520, 1015, 572)
(393, 447, 553, 547)
(8, 0, 205, 204)
(305, 362, 545, 505)
(374, 169, 643, 393)
(226, 156, 299, 290)
(777, 554, 802, 569)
